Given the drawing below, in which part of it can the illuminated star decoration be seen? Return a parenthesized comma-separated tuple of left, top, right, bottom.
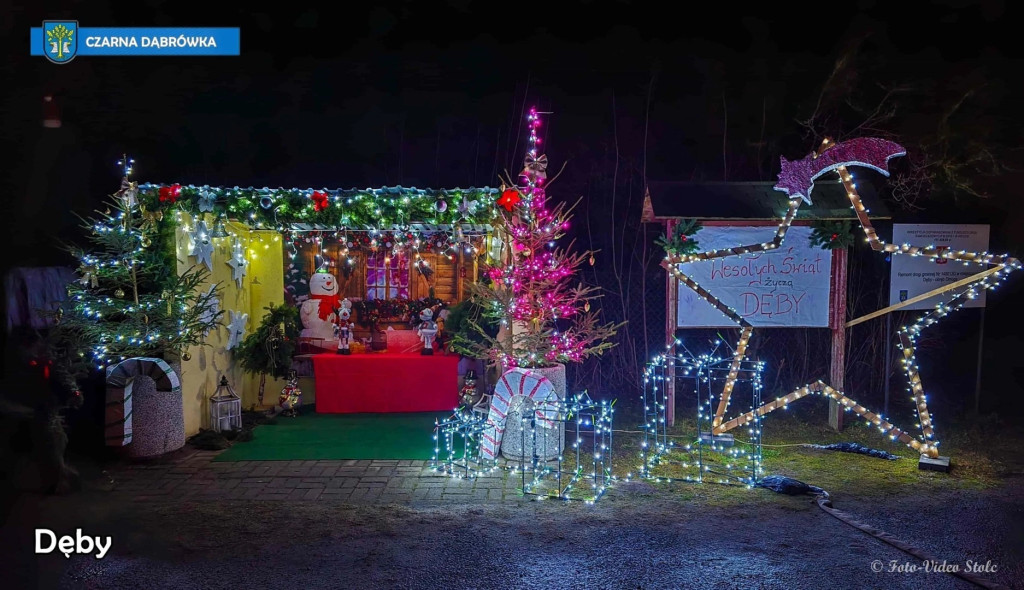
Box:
(226, 238, 249, 288)
(658, 136, 1019, 460)
(774, 137, 906, 205)
(197, 285, 220, 337)
(197, 188, 216, 212)
(497, 188, 521, 212)
(189, 220, 215, 271)
(225, 310, 248, 350)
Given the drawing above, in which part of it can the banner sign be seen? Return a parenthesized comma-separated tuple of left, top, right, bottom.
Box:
(676, 225, 832, 327)
(889, 224, 989, 310)
(31, 24, 240, 62)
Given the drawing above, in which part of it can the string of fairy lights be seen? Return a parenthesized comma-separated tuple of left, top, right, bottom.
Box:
(632, 339, 765, 487)
(431, 392, 614, 504)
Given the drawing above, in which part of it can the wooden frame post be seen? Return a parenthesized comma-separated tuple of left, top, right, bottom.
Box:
(665, 220, 678, 426)
(828, 247, 848, 431)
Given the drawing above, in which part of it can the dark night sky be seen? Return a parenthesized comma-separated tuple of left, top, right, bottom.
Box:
(4, 2, 1019, 190)
(3, 1, 1023, 411)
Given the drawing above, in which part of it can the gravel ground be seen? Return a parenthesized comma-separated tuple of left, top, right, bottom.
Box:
(3, 477, 1021, 589)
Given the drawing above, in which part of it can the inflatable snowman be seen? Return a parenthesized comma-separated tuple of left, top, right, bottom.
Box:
(300, 270, 341, 348)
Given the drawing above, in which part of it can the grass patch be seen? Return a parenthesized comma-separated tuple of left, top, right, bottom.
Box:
(602, 409, 1024, 507)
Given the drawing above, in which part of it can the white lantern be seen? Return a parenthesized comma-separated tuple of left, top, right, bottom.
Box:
(210, 376, 242, 433)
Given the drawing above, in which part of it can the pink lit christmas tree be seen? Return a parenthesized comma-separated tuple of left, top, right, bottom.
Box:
(454, 108, 620, 369)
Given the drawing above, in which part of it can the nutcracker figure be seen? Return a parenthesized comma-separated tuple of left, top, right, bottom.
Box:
(416, 307, 438, 355)
(334, 298, 353, 355)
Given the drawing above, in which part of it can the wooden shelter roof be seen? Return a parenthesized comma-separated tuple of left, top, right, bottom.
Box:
(642, 177, 892, 223)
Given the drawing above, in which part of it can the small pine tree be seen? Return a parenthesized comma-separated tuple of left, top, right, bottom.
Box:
(49, 159, 223, 390)
(453, 108, 621, 368)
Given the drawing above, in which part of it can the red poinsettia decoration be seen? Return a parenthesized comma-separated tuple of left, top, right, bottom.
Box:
(310, 190, 330, 212)
(158, 184, 181, 204)
(497, 188, 521, 211)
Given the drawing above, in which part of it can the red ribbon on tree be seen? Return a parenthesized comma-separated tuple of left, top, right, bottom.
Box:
(310, 191, 330, 212)
(159, 184, 181, 204)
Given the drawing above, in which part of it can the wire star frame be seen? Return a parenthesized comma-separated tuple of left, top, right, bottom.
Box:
(660, 137, 1021, 460)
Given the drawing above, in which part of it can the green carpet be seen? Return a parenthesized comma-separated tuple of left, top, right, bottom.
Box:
(213, 411, 449, 461)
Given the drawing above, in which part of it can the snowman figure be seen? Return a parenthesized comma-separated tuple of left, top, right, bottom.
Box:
(300, 270, 341, 349)
(333, 299, 353, 355)
(416, 308, 438, 355)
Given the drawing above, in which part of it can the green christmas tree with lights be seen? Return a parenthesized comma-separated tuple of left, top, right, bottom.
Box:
(49, 156, 223, 390)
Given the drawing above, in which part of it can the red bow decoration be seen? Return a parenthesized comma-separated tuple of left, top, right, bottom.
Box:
(158, 184, 181, 204)
(497, 188, 522, 211)
(310, 191, 330, 212)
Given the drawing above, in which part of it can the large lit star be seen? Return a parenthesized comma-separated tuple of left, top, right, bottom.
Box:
(657, 136, 1020, 461)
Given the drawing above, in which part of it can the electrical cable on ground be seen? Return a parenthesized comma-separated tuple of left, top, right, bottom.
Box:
(759, 475, 1009, 590)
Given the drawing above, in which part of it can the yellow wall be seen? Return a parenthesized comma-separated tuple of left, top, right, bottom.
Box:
(174, 214, 286, 436)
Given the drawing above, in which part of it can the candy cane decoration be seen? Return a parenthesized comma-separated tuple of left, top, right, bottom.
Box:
(481, 368, 559, 459)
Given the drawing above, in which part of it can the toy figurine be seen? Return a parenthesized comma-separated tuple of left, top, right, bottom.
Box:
(416, 307, 438, 355)
(334, 298, 353, 355)
(268, 370, 302, 417)
(459, 370, 480, 407)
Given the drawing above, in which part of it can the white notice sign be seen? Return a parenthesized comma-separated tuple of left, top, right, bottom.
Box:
(675, 225, 832, 328)
(888, 224, 989, 310)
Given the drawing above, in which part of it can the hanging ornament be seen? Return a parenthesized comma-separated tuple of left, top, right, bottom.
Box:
(197, 189, 216, 213)
(584, 301, 591, 312)
(259, 195, 274, 209)
(497, 188, 521, 211)
(114, 288, 125, 299)
(227, 237, 248, 288)
(435, 198, 448, 213)
(118, 178, 138, 209)
(77, 264, 99, 288)
(181, 351, 192, 362)
(139, 206, 163, 233)
(226, 310, 248, 350)
(54, 307, 63, 325)
(189, 220, 215, 271)
(589, 255, 595, 266)
(226, 239, 249, 288)
(457, 194, 479, 219)
(460, 266, 467, 278)
(521, 153, 548, 180)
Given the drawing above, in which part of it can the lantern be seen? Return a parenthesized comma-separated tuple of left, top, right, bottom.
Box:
(210, 376, 242, 432)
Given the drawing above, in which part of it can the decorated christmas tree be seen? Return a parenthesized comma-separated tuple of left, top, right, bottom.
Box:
(455, 108, 621, 369)
(49, 157, 223, 390)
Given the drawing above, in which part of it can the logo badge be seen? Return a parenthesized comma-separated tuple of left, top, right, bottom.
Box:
(43, 21, 78, 64)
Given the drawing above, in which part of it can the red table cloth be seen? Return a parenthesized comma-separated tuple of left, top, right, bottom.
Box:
(313, 353, 460, 413)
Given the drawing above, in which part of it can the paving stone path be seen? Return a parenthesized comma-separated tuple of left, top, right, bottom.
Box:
(105, 450, 531, 504)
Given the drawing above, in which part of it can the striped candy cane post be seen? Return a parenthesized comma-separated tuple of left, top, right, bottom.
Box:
(481, 368, 559, 459)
